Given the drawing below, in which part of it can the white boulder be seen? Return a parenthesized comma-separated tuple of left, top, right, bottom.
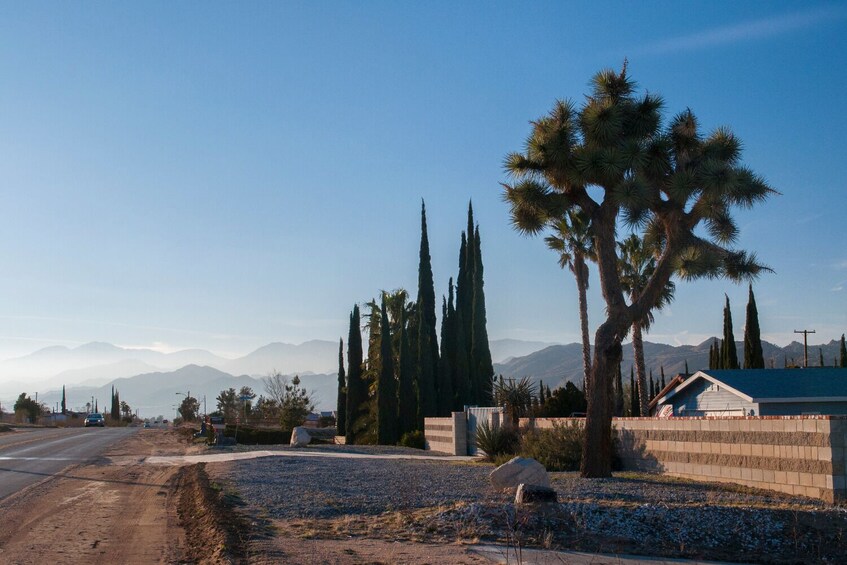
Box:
(290, 426, 312, 447)
(489, 456, 550, 489)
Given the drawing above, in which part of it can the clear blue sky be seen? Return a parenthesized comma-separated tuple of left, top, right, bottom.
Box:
(0, 1, 845, 364)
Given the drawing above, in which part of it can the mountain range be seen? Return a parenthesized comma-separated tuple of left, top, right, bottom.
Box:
(2, 337, 843, 418)
(494, 338, 847, 389)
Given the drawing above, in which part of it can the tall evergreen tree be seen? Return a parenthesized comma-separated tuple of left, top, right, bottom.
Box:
(452, 240, 472, 409)
(61, 385, 66, 415)
(629, 366, 640, 417)
(336, 338, 347, 437)
(455, 205, 475, 403)
(660, 366, 666, 391)
(684, 360, 690, 375)
(819, 348, 825, 368)
(721, 295, 739, 370)
(415, 201, 439, 422)
(345, 306, 365, 444)
(470, 225, 494, 405)
(377, 297, 398, 445)
(743, 284, 765, 369)
(436, 295, 454, 416)
(614, 361, 624, 417)
(840, 334, 847, 368)
(650, 369, 656, 400)
(397, 304, 417, 436)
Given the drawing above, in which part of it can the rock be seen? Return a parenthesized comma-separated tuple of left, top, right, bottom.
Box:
(489, 457, 550, 489)
(291, 426, 312, 447)
(515, 483, 558, 504)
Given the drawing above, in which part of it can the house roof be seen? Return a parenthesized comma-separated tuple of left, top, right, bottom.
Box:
(659, 368, 847, 405)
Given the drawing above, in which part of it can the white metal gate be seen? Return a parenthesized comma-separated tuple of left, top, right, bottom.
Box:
(465, 406, 505, 456)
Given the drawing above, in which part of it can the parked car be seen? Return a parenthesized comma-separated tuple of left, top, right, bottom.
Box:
(84, 413, 105, 427)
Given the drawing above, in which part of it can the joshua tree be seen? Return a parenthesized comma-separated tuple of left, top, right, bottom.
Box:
(542, 210, 596, 389)
(503, 64, 773, 476)
(618, 233, 675, 415)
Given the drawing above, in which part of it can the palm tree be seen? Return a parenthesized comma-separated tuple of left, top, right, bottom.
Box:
(618, 234, 675, 416)
(503, 65, 774, 476)
(541, 210, 595, 390)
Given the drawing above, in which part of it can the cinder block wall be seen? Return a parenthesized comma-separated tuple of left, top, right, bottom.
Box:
(424, 412, 467, 455)
(521, 416, 847, 503)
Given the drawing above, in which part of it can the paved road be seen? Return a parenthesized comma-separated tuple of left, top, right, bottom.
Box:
(0, 426, 137, 501)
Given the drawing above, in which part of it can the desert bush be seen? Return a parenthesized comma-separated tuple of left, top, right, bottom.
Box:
(519, 420, 583, 471)
(398, 430, 425, 450)
(475, 420, 519, 461)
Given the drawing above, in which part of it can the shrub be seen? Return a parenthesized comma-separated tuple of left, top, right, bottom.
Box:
(519, 420, 583, 472)
(398, 430, 425, 450)
(474, 420, 519, 461)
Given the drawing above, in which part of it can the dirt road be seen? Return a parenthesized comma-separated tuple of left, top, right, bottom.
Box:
(0, 428, 193, 564)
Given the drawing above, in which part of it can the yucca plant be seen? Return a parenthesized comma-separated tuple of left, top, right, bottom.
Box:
(474, 420, 519, 462)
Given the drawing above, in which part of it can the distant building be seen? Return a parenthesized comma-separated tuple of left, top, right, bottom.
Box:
(653, 369, 847, 417)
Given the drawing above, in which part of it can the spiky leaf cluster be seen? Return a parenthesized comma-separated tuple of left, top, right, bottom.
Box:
(504, 66, 775, 289)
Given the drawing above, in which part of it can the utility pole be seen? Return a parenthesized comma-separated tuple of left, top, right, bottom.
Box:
(794, 329, 816, 368)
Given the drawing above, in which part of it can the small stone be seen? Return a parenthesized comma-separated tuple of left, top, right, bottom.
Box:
(515, 483, 558, 504)
(489, 456, 550, 489)
(290, 426, 312, 447)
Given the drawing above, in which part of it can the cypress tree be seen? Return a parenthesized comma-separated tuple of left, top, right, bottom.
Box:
(470, 225, 494, 405)
(840, 334, 847, 368)
(455, 208, 474, 404)
(650, 369, 656, 400)
(684, 360, 690, 375)
(415, 201, 439, 422)
(336, 338, 346, 437)
(743, 284, 765, 369)
(660, 366, 666, 391)
(539, 380, 545, 405)
(614, 361, 624, 417)
(436, 295, 454, 416)
(345, 306, 365, 444)
(819, 348, 825, 368)
(629, 366, 639, 417)
(721, 295, 739, 370)
(452, 241, 472, 409)
(397, 304, 417, 436)
(61, 385, 66, 415)
(377, 297, 398, 445)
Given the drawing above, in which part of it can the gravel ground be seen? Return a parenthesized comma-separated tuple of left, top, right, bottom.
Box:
(206, 445, 847, 563)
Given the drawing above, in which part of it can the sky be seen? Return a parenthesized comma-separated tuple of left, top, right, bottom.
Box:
(0, 1, 845, 369)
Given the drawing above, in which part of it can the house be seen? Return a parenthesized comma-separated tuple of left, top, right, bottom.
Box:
(653, 368, 847, 417)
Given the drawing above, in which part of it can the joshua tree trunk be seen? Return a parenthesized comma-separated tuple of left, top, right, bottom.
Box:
(581, 319, 624, 477)
(580, 206, 628, 478)
(573, 253, 592, 390)
(631, 322, 649, 416)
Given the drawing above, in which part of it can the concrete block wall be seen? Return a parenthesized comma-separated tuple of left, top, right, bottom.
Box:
(424, 412, 467, 455)
(521, 416, 847, 504)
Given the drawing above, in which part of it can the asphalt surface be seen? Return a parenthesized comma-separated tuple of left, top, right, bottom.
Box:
(0, 426, 137, 501)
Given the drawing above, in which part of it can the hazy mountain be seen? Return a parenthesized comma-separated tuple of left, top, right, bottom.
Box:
(30, 364, 338, 419)
(47, 359, 160, 387)
(0, 339, 338, 388)
(493, 338, 836, 389)
(224, 340, 337, 376)
(0, 342, 228, 384)
(489, 339, 556, 363)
